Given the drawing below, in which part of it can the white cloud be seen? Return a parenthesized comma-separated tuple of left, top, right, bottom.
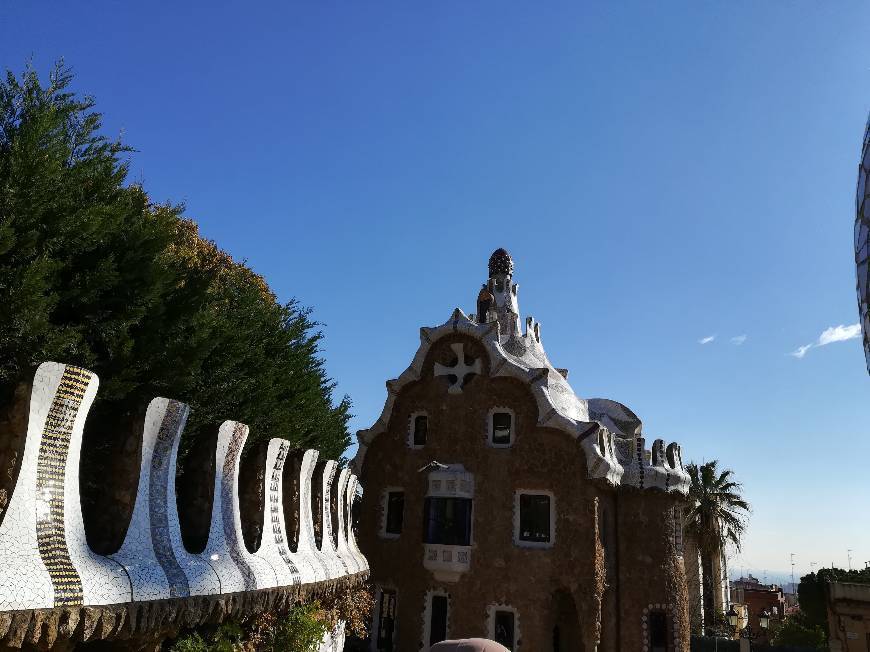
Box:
(698, 335, 716, 344)
(817, 323, 861, 346)
(791, 344, 812, 359)
(791, 323, 862, 359)
(731, 335, 747, 346)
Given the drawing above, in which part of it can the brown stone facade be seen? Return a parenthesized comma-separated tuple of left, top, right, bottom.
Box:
(358, 332, 689, 652)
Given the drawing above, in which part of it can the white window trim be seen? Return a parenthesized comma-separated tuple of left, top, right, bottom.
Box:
(379, 486, 404, 539)
(421, 589, 451, 651)
(407, 411, 428, 449)
(487, 406, 516, 448)
(513, 490, 555, 549)
(371, 585, 398, 652)
(486, 604, 521, 650)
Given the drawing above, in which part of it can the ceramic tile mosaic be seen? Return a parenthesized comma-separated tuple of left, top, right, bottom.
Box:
(0, 362, 367, 616)
(201, 421, 277, 592)
(292, 450, 331, 584)
(0, 363, 131, 610)
(251, 438, 302, 587)
(111, 397, 220, 599)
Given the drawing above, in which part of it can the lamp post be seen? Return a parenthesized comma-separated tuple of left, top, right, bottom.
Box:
(727, 606, 770, 652)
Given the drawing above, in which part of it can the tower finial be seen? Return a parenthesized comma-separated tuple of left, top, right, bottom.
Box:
(488, 248, 513, 278)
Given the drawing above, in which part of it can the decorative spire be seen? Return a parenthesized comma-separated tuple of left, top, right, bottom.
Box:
(488, 248, 514, 278)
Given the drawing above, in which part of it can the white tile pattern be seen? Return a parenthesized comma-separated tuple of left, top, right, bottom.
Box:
(0, 362, 367, 615)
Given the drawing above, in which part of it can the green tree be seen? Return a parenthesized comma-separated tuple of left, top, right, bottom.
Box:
(0, 62, 351, 530)
(769, 611, 826, 650)
(798, 567, 870, 636)
(684, 460, 750, 633)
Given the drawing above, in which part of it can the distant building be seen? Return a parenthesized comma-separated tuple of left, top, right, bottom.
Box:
(827, 582, 870, 651)
(729, 575, 785, 642)
(354, 249, 693, 651)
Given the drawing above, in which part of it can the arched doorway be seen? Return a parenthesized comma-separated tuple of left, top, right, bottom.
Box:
(551, 589, 582, 652)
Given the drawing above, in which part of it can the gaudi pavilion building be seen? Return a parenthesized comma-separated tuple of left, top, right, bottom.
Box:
(353, 249, 692, 652)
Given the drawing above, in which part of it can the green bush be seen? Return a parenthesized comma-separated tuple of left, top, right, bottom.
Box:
(168, 602, 330, 652)
(269, 602, 330, 652)
(0, 61, 351, 460)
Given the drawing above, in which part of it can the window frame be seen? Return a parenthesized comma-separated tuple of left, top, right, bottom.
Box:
(514, 490, 555, 549)
(487, 406, 516, 448)
(408, 411, 428, 449)
(379, 487, 405, 539)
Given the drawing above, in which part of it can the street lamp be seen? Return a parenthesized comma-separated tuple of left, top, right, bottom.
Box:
(758, 609, 771, 631)
(727, 605, 739, 629)
(727, 606, 771, 650)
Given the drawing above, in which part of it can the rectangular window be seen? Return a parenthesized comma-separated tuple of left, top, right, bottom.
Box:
(429, 595, 449, 646)
(492, 412, 512, 445)
(494, 610, 516, 650)
(376, 589, 397, 651)
(385, 491, 404, 535)
(413, 415, 428, 446)
(424, 497, 472, 546)
(519, 493, 551, 543)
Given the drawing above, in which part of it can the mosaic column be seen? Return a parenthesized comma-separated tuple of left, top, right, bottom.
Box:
(345, 474, 368, 574)
(110, 398, 220, 599)
(334, 468, 360, 575)
(0, 362, 130, 609)
(251, 438, 302, 587)
(201, 421, 278, 592)
(293, 450, 330, 583)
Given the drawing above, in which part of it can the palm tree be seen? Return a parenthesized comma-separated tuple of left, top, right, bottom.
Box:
(684, 460, 750, 635)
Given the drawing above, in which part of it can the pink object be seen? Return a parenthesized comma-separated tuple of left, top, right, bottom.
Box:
(430, 639, 511, 652)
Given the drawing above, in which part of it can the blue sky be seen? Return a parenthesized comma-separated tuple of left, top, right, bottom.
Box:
(2, 2, 868, 577)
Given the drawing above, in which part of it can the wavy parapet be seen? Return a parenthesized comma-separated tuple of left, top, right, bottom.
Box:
(0, 362, 368, 646)
(616, 435, 690, 493)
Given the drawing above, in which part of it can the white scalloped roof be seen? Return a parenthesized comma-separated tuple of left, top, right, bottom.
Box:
(353, 307, 690, 495)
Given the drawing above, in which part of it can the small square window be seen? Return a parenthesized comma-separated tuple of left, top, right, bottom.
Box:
(385, 491, 404, 536)
(413, 415, 428, 446)
(494, 610, 516, 650)
(519, 493, 551, 544)
(491, 411, 513, 445)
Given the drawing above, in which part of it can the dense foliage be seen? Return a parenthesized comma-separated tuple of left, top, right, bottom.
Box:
(684, 460, 750, 633)
(167, 585, 374, 652)
(768, 611, 827, 650)
(798, 567, 870, 637)
(0, 62, 350, 459)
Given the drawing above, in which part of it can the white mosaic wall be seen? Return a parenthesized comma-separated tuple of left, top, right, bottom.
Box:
(0, 362, 368, 612)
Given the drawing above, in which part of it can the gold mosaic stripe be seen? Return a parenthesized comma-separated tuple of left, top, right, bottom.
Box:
(35, 366, 90, 607)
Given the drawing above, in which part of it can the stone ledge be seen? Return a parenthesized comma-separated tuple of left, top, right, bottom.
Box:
(0, 571, 368, 651)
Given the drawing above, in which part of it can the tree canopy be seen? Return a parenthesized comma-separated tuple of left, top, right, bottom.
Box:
(0, 62, 351, 460)
(798, 567, 870, 637)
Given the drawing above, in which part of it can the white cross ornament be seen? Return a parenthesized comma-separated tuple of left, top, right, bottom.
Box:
(434, 343, 481, 394)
